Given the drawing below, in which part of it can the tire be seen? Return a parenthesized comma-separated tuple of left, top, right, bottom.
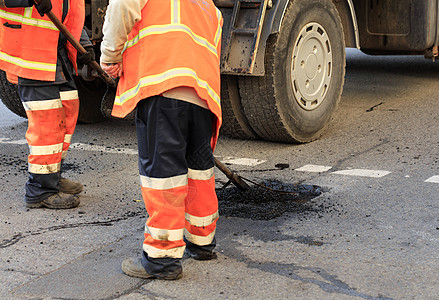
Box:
(239, 0, 346, 143)
(0, 70, 26, 118)
(220, 75, 258, 139)
(73, 76, 107, 123)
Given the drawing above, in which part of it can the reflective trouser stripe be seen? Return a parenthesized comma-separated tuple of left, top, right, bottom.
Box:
(26, 101, 65, 174)
(22, 85, 79, 175)
(60, 90, 79, 160)
(141, 174, 218, 257)
(184, 175, 218, 246)
(142, 185, 187, 258)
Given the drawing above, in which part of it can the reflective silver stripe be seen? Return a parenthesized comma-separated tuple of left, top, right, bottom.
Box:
(140, 174, 187, 190)
(29, 162, 61, 174)
(184, 228, 215, 246)
(64, 134, 72, 144)
(60, 90, 79, 101)
(22, 99, 62, 111)
(0, 51, 56, 73)
(143, 244, 185, 258)
(0, 8, 58, 30)
(61, 151, 67, 160)
(29, 143, 63, 156)
(188, 167, 214, 181)
(145, 225, 184, 242)
(115, 67, 220, 108)
(185, 211, 219, 227)
(124, 24, 218, 56)
(171, 0, 180, 24)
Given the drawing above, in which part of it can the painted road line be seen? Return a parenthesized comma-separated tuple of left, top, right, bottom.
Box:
(332, 169, 391, 178)
(295, 165, 332, 173)
(425, 176, 439, 183)
(70, 143, 138, 155)
(0, 138, 27, 145)
(220, 157, 266, 166)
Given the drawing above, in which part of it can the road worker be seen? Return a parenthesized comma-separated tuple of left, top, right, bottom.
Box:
(100, 0, 223, 280)
(0, 0, 93, 209)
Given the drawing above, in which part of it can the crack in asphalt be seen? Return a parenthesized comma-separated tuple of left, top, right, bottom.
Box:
(0, 211, 144, 249)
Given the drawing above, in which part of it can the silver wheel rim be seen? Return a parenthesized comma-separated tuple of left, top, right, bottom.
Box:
(290, 22, 333, 111)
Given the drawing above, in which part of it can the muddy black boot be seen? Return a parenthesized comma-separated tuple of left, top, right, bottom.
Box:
(184, 237, 217, 260)
(59, 177, 83, 194)
(122, 257, 182, 280)
(26, 193, 80, 209)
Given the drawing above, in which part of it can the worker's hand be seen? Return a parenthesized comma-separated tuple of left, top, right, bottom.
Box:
(101, 62, 123, 79)
(33, 0, 52, 17)
(77, 46, 96, 66)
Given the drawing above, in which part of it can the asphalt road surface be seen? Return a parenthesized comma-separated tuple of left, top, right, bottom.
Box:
(1, 49, 438, 299)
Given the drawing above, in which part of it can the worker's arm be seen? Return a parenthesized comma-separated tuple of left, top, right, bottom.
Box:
(100, 0, 148, 78)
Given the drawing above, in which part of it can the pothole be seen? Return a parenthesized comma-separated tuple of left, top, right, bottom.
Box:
(217, 179, 324, 220)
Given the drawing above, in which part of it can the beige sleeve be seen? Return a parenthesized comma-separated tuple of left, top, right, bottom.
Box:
(100, 0, 148, 63)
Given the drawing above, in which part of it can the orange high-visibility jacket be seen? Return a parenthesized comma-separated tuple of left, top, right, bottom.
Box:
(0, 0, 85, 81)
(112, 0, 223, 145)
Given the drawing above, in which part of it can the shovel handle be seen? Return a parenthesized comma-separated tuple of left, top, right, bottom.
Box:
(33, 0, 117, 88)
(214, 157, 250, 191)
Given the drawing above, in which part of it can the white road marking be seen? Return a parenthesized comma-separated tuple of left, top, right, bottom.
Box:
(220, 157, 265, 166)
(295, 165, 332, 173)
(425, 176, 439, 183)
(0, 138, 27, 145)
(70, 143, 138, 155)
(332, 169, 391, 178)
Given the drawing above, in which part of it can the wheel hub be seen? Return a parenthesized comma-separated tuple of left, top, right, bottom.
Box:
(291, 22, 333, 111)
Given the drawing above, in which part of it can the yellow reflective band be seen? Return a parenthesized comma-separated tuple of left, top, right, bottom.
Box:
(64, 134, 72, 144)
(22, 99, 62, 111)
(61, 150, 67, 160)
(0, 51, 56, 73)
(29, 162, 61, 174)
(188, 167, 214, 181)
(140, 173, 188, 190)
(123, 24, 218, 57)
(214, 9, 222, 46)
(60, 90, 79, 101)
(29, 143, 63, 156)
(143, 244, 185, 258)
(115, 67, 220, 109)
(145, 225, 184, 242)
(184, 228, 215, 246)
(185, 211, 219, 227)
(0, 8, 58, 31)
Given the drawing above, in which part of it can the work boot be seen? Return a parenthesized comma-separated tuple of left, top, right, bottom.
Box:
(26, 193, 80, 209)
(59, 177, 83, 194)
(185, 247, 218, 261)
(184, 237, 217, 260)
(122, 257, 183, 280)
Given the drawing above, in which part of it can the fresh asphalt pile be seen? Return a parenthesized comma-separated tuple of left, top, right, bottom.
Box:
(216, 179, 324, 220)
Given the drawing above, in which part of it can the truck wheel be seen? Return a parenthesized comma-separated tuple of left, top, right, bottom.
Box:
(74, 76, 107, 123)
(0, 70, 26, 118)
(239, 0, 345, 143)
(220, 75, 258, 139)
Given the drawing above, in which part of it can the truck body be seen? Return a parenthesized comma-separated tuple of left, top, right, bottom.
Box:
(1, 0, 438, 143)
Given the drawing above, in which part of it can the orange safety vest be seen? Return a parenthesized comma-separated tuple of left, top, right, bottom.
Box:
(0, 0, 85, 82)
(113, 0, 223, 145)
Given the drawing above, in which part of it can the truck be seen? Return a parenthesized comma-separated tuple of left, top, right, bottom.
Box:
(1, 0, 437, 143)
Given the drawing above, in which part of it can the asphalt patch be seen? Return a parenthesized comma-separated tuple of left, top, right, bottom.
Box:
(217, 179, 323, 220)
